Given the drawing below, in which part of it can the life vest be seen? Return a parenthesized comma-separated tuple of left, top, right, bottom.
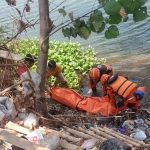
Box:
(107, 74, 137, 99)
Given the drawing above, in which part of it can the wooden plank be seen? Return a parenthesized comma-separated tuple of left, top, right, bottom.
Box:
(0, 130, 50, 150)
(5, 121, 32, 134)
(0, 50, 24, 61)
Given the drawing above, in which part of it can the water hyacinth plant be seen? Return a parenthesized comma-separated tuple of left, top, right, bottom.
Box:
(8, 39, 105, 91)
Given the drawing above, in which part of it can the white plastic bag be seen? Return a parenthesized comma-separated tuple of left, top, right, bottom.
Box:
(0, 96, 17, 120)
(87, 89, 93, 95)
(0, 110, 5, 121)
(26, 129, 43, 144)
(23, 113, 39, 129)
(81, 138, 99, 150)
(18, 112, 28, 120)
(133, 129, 147, 141)
(40, 131, 60, 150)
(20, 70, 41, 94)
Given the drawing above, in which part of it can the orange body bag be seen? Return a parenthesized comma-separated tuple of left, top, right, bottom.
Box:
(109, 76, 137, 98)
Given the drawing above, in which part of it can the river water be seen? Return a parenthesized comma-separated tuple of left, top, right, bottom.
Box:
(0, 0, 150, 102)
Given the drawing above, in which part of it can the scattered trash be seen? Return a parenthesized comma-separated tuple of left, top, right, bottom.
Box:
(122, 120, 134, 130)
(132, 128, 147, 141)
(80, 138, 100, 150)
(26, 129, 43, 144)
(118, 126, 127, 134)
(20, 70, 41, 95)
(40, 131, 60, 150)
(0, 96, 17, 120)
(100, 138, 132, 150)
(23, 113, 39, 129)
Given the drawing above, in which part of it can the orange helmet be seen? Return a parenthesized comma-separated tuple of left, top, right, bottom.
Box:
(100, 74, 110, 84)
(89, 68, 100, 79)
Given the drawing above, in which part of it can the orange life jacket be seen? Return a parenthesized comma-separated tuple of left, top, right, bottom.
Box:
(107, 74, 137, 99)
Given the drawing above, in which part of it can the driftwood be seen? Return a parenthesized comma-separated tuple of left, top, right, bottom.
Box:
(0, 129, 50, 150)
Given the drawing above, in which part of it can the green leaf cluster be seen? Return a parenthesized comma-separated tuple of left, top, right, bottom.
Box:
(60, 0, 148, 40)
(7, 39, 102, 92)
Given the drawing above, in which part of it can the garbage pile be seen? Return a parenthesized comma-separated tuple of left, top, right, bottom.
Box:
(0, 94, 150, 150)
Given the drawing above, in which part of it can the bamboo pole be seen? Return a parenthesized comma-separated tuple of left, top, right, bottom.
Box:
(78, 126, 106, 141)
(90, 127, 134, 148)
(63, 126, 92, 139)
(59, 139, 78, 150)
(102, 127, 150, 148)
(59, 131, 82, 143)
(39, 126, 82, 143)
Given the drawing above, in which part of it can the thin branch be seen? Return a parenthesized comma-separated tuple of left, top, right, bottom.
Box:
(41, 6, 103, 50)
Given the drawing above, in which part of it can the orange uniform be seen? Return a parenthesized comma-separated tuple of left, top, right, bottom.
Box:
(100, 74, 146, 115)
(88, 64, 113, 93)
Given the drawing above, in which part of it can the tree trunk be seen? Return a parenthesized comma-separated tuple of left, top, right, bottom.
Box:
(37, 0, 49, 116)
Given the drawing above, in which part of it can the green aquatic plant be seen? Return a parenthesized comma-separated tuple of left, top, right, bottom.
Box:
(8, 39, 106, 91)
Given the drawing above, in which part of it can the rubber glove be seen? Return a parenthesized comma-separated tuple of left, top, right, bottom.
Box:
(87, 89, 93, 95)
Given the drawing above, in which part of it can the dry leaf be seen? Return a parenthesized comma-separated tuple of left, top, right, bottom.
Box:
(69, 12, 73, 20)
(6, 0, 16, 6)
(25, 4, 30, 12)
(18, 20, 27, 34)
(15, 8, 21, 15)
(48, 18, 56, 32)
(120, 7, 127, 18)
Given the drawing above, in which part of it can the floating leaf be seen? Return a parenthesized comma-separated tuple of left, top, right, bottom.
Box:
(58, 8, 66, 16)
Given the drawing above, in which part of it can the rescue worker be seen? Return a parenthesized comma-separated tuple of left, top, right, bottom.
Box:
(18, 53, 37, 76)
(87, 64, 113, 95)
(17, 54, 39, 107)
(46, 60, 69, 88)
(100, 73, 146, 115)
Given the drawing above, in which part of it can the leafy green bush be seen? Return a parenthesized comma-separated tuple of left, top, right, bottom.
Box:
(8, 38, 105, 91)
